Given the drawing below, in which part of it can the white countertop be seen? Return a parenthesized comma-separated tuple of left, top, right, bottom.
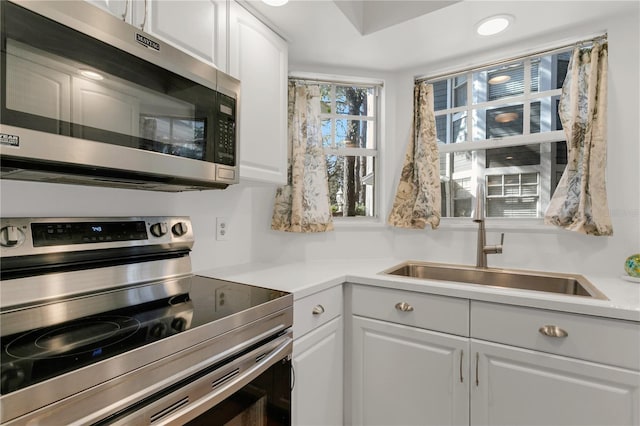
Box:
(197, 258, 640, 322)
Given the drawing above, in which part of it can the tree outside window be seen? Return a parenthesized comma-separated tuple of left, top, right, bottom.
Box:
(320, 83, 379, 218)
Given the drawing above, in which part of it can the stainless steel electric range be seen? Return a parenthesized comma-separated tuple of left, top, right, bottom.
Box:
(0, 216, 293, 425)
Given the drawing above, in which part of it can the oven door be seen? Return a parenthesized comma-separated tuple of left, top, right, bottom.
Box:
(98, 332, 292, 426)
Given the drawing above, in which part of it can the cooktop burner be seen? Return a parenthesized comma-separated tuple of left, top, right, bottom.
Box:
(1, 276, 289, 395)
(6, 315, 141, 360)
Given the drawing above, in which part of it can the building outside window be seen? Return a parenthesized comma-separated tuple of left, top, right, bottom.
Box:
(430, 48, 572, 219)
(319, 82, 380, 218)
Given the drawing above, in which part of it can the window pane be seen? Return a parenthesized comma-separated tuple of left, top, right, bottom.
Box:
(433, 80, 448, 111)
(453, 177, 472, 217)
(531, 51, 571, 92)
(335, 119, 374, 148)
(320, 84, 331, 113)
(453, 76, 467, 108)
(453, 151, 472, 173)
(326, 155, 375, 217)
(531, 96, 562, 133)
(475, 104, 524, 140)
(476, 62, 524, 103)
(436, 115, 447, 143)
(453, 113, 467, 142)
(336, 86, 375, 116)
(486, 144, 540, 168)
(436, 113, 467, 144)
(321, 118, 332, 147)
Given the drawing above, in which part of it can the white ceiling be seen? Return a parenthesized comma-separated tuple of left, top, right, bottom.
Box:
(242, 0, 637, 72)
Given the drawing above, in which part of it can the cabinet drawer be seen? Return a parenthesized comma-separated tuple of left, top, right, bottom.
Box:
(471, 301, 640, 370)
(351, 285, 469, 336)
(293, 285, 342, 339)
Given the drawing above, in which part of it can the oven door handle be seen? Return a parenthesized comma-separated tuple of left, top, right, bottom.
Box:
(108, 333, 292, 426)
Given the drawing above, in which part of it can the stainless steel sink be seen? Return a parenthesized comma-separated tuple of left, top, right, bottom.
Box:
(381, 261, 608, 300)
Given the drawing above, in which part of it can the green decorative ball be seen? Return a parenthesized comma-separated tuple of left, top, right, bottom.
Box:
(624, 254, 640, 278)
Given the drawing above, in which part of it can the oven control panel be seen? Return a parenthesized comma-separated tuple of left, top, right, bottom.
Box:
(0, 217, 193, 256)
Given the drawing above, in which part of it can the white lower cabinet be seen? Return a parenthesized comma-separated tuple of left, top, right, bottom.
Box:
(292, 286, 343, 426)
(471, 339, 640, 426)
(470, 301, 640, 426)
(293, 316, 343, 426)
(351, 316, 469, 426)
(348, 286, 640, 426)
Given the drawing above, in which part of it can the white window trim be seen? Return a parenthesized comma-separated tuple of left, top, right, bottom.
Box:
(289, 72, 384, 226)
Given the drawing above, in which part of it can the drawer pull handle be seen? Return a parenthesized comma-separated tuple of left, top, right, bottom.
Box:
(395, 302, 414, 312)
(539, 325, 568, 338)
(312, 305, 325, 315)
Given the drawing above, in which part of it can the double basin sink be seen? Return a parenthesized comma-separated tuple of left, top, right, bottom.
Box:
(381, 261, 608, 300)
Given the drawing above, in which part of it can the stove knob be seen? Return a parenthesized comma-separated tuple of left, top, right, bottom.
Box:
(1, 365, 25, 394)
(171, 222, 188, 237)
(150, 322, 167, 338)
(150, 222, 168, 237)
(171, 317, 187, 332)
(0, 226, 25, 248)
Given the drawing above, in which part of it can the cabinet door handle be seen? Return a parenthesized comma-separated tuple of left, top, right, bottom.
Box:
(459, 350, 464, 383)
(312, 305, 325, 315)
(538, 325, 568, 338)
(395, 302, 414, 312)
(475, 352, 479, 387)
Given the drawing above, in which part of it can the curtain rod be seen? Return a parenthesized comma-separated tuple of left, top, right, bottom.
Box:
(415, 33, 607, 84)
(288, 77, 383, 87)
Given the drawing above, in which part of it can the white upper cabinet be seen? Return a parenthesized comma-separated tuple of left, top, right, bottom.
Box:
(84, 1, 226, 70)
(229, 1, 288, 184)
(145, 0, 227, 71)
(84, 0, 146, 29)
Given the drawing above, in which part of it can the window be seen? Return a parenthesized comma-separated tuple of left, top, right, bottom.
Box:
(319, 82, 380, 218)
(431, 48, 572, 219)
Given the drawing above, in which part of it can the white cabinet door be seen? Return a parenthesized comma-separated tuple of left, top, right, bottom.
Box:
(293, 316, 343, 426)
(146, 0, 227, 70)
(471, 339, 640, 426)
(84, 0, 145, 28)
(352, 316, 469, 426)
(229, 2, 288, 184)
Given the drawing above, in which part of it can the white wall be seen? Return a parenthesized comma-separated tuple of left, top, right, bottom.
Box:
(0, 180, 256, 272)
(2, 7, 637, 279)
(249, 8, 640, 277)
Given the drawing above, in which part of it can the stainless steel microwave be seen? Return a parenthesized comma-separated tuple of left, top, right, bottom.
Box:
(0, 0, 240, 192)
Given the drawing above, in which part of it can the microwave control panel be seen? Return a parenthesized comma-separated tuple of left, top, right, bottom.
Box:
(214, 94, 236, 166)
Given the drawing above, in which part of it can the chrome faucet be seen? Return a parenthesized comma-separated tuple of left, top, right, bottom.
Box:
(472, 182, 504, 268)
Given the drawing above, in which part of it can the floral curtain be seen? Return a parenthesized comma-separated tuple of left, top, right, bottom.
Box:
(271, 82, 334, 233)
(544, 41, 613, 236)
(388, 81, 441, 229)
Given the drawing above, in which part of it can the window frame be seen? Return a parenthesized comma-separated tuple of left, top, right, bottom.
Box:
(426, 47, 573, 223)
(289, 72, 383, 225)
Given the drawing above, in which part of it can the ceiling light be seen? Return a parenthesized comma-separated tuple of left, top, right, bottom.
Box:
(495, 112, 518, 123)
(488, 75, 511, 84)
(79, 69, 104, 80)
(261, 0, 288, 6)
(476, 15, 513, 36)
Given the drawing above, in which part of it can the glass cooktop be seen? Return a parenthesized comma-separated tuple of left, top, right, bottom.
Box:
(0, 276, 289, 395)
